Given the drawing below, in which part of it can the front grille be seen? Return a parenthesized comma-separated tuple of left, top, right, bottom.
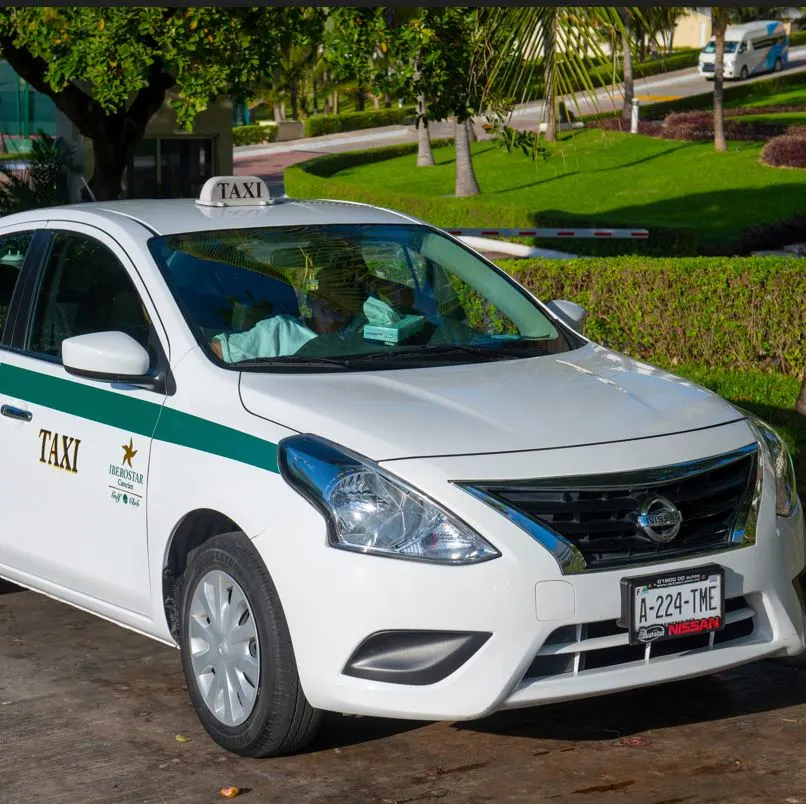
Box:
(524, 596, 758, 681)
(462, 446, 758, 571)
(701, 62, 715, 72)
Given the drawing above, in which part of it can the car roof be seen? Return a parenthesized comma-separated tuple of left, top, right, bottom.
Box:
(725, 20, 784, 37)
(0, 197, 421, 236)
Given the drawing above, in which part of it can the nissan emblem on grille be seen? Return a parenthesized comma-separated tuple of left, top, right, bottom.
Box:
(637, 496, 683, 543)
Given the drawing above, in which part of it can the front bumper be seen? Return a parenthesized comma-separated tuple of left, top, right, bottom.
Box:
(254, 420, 806, 720)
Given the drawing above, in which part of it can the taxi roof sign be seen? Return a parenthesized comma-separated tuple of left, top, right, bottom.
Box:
(196, 176, 271, 207)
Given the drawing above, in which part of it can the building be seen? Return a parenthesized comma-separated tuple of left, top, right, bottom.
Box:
(0, 61, 232, 201)
(673, 8, 804, 49)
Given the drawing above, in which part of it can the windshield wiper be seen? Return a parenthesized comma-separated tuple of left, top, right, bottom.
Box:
(235, 355, 355, 369)
(346, 343, 529, 363)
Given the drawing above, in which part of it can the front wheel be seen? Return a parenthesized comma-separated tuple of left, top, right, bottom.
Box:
(178, 532, 322, 757)
(774, 58, 783, 73)
(739, 66, 749, 80)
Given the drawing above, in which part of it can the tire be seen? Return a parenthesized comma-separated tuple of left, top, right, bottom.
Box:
(774, 58, 783, 73)
(178, 532, 322, 757)
(740, 66, 749, 80)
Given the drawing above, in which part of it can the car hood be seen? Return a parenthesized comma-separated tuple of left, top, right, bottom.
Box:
(239, 343, 742, 461)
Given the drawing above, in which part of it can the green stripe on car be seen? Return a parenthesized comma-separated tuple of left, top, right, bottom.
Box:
(0, 363, 279, 473)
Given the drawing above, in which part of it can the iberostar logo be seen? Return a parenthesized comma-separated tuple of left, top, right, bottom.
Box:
(122, 437, 138, 467)
(109, 435, 145, 508)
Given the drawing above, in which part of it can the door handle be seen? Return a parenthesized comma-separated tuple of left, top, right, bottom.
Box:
(1, 405, 32, 422)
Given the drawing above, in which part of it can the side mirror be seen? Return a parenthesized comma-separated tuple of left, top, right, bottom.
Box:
(546, 299, 588, 333)
(63, 331, 157, 388)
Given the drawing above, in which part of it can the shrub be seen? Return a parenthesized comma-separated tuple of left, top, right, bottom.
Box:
(594, 118, 664, 137)
(740, 213, 806, 253)
(760, 133, 806, 168)
(661, 110, 789, 141)
(304, 107, 415, 138)
(0, 132, 79, 214)
(232, 124, 277, 147)
(498, 256, 806, 376)
(791, 29, 806, 47)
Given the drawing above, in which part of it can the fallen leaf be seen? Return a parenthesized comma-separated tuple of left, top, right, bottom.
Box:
(219, 787, 241, 799)
(175, 734, 192, 743)
(617, 735, 650, 747)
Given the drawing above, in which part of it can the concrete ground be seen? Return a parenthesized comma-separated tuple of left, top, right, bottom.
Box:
(3, 581, 806, 803)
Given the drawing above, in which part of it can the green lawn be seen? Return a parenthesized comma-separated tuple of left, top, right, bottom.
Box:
(669, 364, 805, 491)
(320, 130, 806, 250)
(732, 110, 806, 124)
(725, 83, 806, 109)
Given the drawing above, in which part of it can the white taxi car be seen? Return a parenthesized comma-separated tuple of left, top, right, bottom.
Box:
(0, 176, 802, 757)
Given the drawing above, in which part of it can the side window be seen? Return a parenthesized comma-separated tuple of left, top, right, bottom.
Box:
(0, 232, 33, 336)
(28, 232, 153, 361)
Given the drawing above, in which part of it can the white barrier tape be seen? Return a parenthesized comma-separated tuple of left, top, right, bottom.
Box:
(445, 227, 649, 239)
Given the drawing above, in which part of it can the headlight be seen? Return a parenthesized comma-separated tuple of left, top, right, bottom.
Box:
(279, 435, 500, 564)
(746, 414, 798, 517)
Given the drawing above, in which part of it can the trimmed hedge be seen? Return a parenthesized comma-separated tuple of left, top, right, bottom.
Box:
(497, 256, 806, 376)
(305, 107, 416, 138)
(232, 124, 277, 147)
(791, 29, 806, 47)
(760, 133, 806, 167)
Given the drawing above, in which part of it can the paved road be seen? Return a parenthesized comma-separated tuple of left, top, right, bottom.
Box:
(234, 47, 806, 196)
(3, 582, 806, 803)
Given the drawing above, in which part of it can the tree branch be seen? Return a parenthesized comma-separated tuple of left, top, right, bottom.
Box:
(122, 64, 176, 147)
(0, 35, 105, 139)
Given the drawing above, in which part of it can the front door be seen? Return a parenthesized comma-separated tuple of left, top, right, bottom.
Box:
(0, 225, 167, 616)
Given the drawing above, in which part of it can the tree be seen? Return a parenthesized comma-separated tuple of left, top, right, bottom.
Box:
(0, 7, 283, 200)
(479, 8, 630, 143)
(619, 8, 634, 122)
(798, 375, 806, 417)
(322, 8, 384, 113)
(711, 7, 730, 152)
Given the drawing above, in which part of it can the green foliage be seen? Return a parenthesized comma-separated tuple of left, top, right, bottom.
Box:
(0, 132, 78, 214)
(304, 107, 415, 138)
(791, 29, 806, 47)
(667, 364, 805, 487)
(286, 131, 806, 254)
(231, 124, 278, 147)
(498, 256, 806, 376)
(0, 7, 284, 129)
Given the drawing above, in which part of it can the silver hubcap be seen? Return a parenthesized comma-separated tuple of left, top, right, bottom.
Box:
(189, 570, 260, 727)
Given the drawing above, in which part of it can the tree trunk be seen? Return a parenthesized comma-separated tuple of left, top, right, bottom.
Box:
(416, 93, 435, 167)
(371, 93, 380, 110)
(621, 10, 634, 121)
(273, 103, 285, 123)
(713, 12, 727, 152)
(543, 16, 557, 142)
(0, 38, 173, 201)
(454, 117, 480, 197)
(383, 92, 391, 109)
(797, 370, 806, 416)
(357, 85, 365, 112)
(312, 74, 319, 115)
(332, 90, 339, 115)
(289, 79, 299, 120)
(465, 117, 477, 143)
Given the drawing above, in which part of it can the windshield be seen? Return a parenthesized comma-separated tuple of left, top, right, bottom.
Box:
(149, 224, 582, 371)
(702, 40, 740, 54)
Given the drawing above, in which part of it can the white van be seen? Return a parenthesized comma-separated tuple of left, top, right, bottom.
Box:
(699, 20, 789, 80)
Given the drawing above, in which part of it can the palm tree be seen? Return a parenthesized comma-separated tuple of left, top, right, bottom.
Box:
(619, 8, 634, 122)
(478, 7, 632, 141)
(711, 6, 731, 152)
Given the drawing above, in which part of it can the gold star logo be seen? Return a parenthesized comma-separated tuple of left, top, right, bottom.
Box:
(121, 437, 137, 467)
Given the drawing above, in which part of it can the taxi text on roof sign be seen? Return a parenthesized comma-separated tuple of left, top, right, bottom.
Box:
(196, 176, 271, 207)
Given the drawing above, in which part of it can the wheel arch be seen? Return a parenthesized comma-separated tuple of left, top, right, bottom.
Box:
(162, 508, 243, 640)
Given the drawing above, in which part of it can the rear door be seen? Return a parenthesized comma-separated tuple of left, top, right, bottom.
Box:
(0, 223, 169, 616)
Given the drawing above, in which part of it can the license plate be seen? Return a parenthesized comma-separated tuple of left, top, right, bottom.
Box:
(620, 564, 725, 645)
